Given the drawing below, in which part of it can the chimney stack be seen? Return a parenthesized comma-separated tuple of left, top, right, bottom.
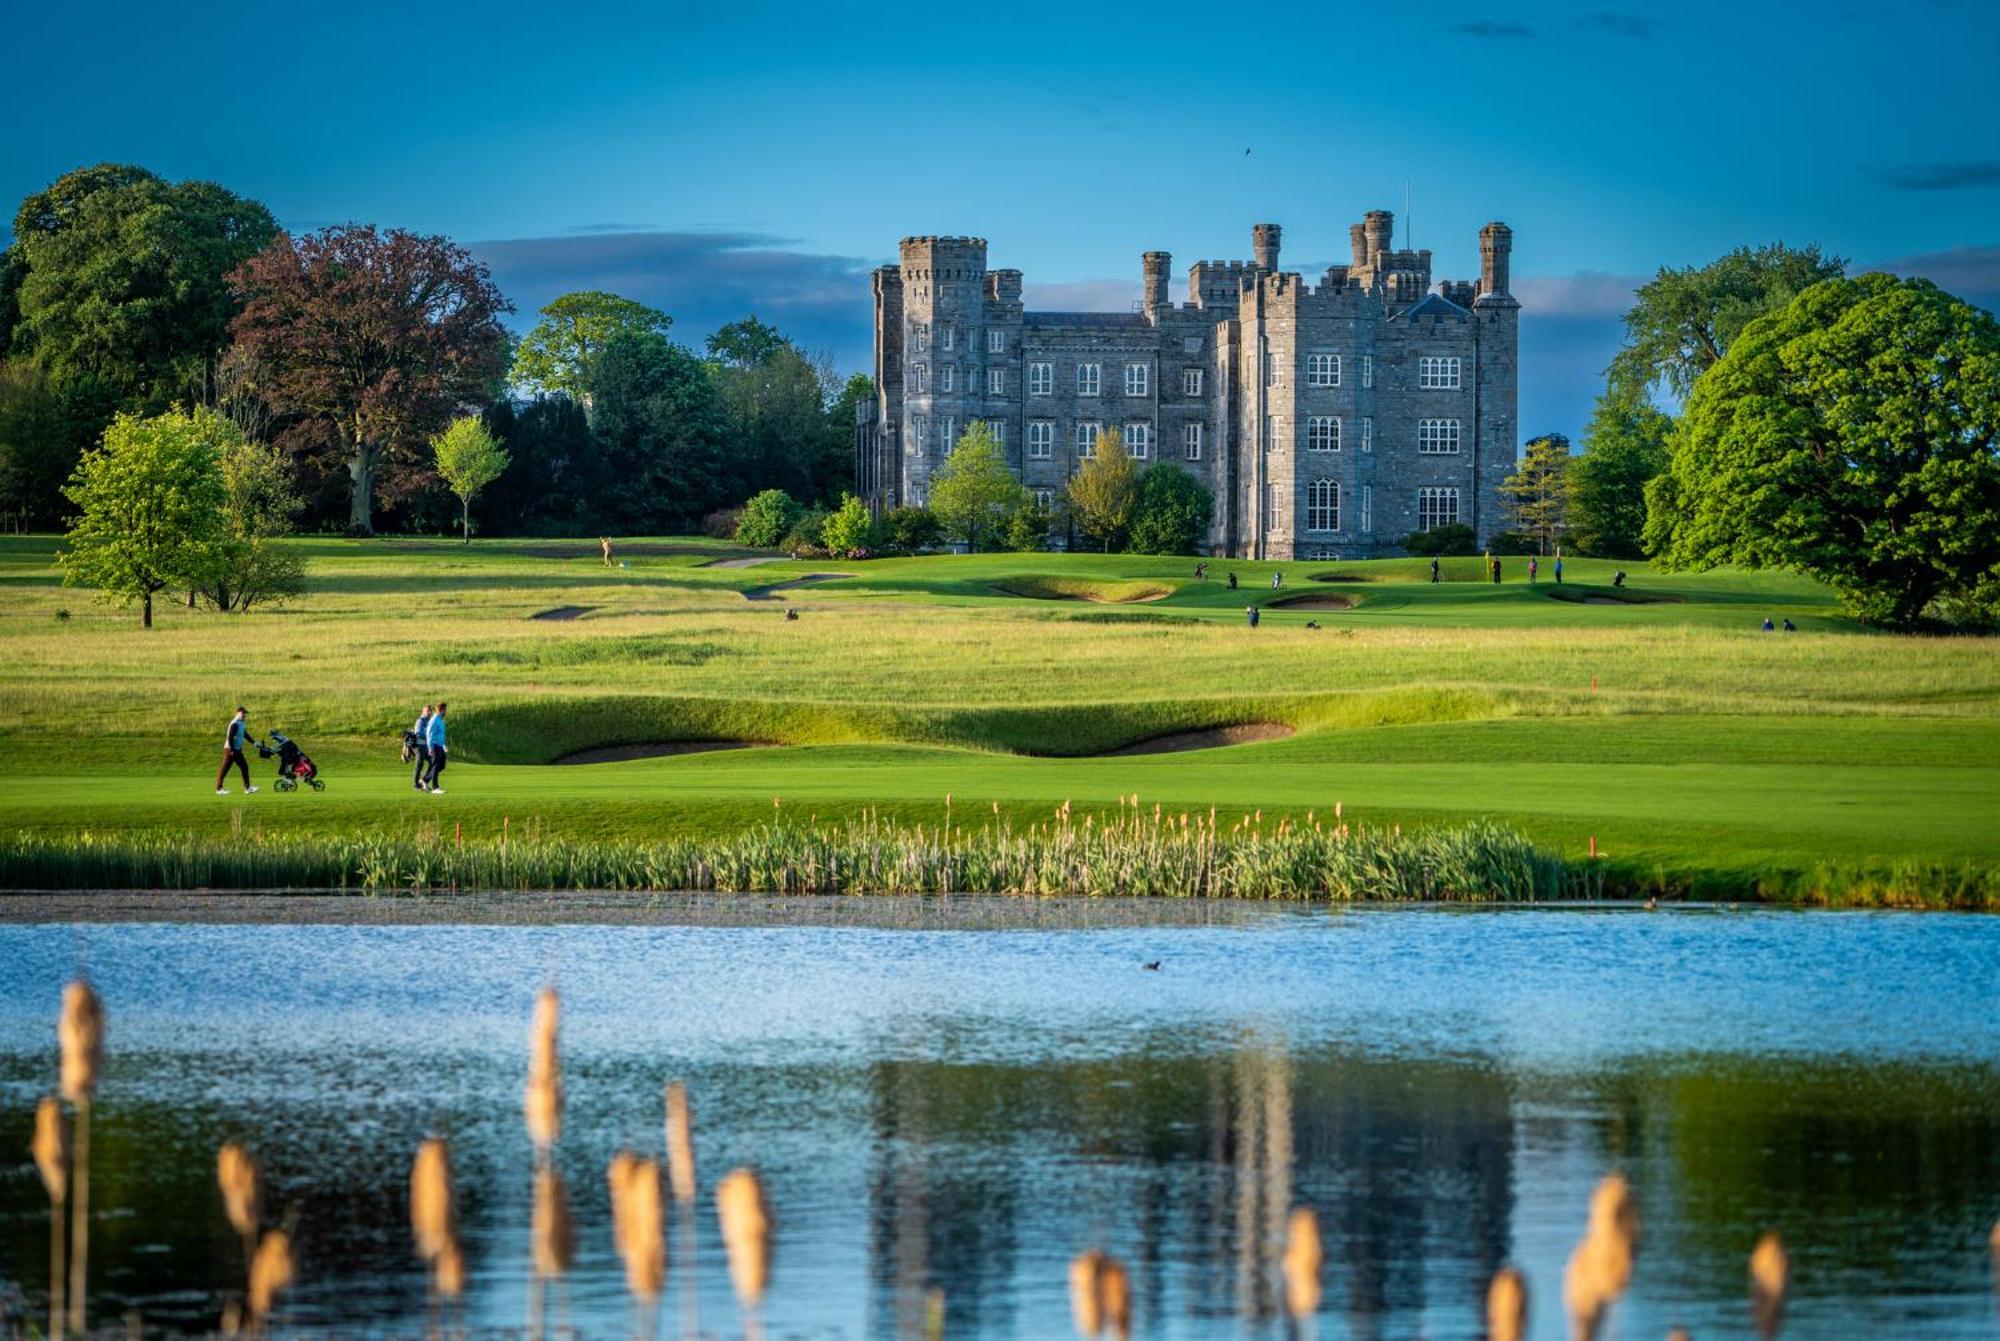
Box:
(1252, 223, 1282, 272)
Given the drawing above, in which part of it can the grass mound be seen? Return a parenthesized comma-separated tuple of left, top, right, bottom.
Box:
(991, 576, 1173, 603)
(555, 741, 773, 764)
(1306, 571, 1377, 584)
(1103, 724, 1295, 755)
(743, 573, 853, 600)
(529, 605, 596, 620)
(1544, 587, 1684, 606)
(1270, 593, 1357, 611)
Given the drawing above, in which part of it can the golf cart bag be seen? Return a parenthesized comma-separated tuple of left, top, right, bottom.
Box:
(256, 730, 325, 792)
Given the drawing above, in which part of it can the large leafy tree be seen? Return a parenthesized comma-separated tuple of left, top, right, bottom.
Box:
(59, 406, 232, 627)
(1066, 429, 1138, 551)
(479, 396, 594, 533)
(1499, 433, 1571, 555)
(1610, 243, 1846, 400)
(0, 362, 98, 528)
(590, 329, 730, 529)
(1569, 388, 1672, 557)
(1646, 274, 2000, 628)
(509, 291, 671, 409)
(204, 438, 307, 612)
(706, 316, 843, 501)
(228, 225, 510, 533)
(4, 164, 276, 413)
(1127, 462, 1213, 556)
(928, 422, 1027, 551)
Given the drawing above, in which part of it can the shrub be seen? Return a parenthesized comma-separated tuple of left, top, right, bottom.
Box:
(701, 507, 742, 539)
(1402, 523, 1477, 557)
(782, 506, 829, 557)
(821, 493, 875, 557)
(1490, 530, 1541, 556)
(879, 506, 943, 556)
(1003, 500, 1054, 552)
(1128, 463, 1213, 556)
(734, 489, 801, 548)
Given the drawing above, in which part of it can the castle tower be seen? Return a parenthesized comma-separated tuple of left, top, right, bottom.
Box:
(1478, 222, 1513, 299)
(1252, 223, 1282, 272)
(898, 236, 988, 502)
(1362, 211, 1393, 267)
(1349, 224, 1368, 270)
(1142, 251, 1172, 316)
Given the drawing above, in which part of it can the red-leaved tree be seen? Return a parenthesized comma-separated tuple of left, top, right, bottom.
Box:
(228, 225, 510, 532)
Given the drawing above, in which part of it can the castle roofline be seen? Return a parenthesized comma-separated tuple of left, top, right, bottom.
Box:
(1023, 310, 1148, 328)
(1394, 292, 1471, 320)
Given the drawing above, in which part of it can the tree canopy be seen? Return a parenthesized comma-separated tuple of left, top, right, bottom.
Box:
(509, 291, 672, 407)
(928, 423, 1027, 551)
(1066, 429, 1139, 550)
(1645, 274, 2000, 628)
(228, 224, 510, 532)
(1569, 388, 1672, 557)
(1127, 463, 1213, 555)
(1610, 243, 1846, 400)
(1500, 434, 1570, 556)
(591, 329, 731, 530)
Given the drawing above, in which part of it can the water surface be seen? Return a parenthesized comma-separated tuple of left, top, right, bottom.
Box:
(2, 901, 1997, 1338)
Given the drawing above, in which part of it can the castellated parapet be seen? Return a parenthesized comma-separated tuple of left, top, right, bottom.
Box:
(861, 213, 1520, 559)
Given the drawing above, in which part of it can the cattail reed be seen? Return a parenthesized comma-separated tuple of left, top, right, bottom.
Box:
(717, 1167, 773, 1309)
(1486, 1266, 1528, 1341)
(1068, 1250, 1131, 1338)
(664, 1082, 696, 1205)
(1099, 1257, 1131, 1339)
(524, 988, 562, 1156)
(59, 979, 102, 1337)
(218, 1143, 262, 1254)
(1282, 1206, 1323, 1319)
(247, 1229, 293, 1331)
(1750, 1231, 1788, 1337)
(435, 1239, 467, 1299)
(609, 1152, 665, 1300)
(532, 1168, 574, 1279)
(1563, 1174, 1640, 1341)
(32, 1096, 68, 1340)
(411, 1139, 458, 1267)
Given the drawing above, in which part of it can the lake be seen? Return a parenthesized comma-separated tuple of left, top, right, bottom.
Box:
(2, 899, 1997, 1338)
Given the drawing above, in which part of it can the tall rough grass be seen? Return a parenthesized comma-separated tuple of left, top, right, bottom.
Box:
(0, 809, 1581, 900)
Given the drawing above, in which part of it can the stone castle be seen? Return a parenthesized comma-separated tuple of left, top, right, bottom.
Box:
(855, 212, 1519, 558)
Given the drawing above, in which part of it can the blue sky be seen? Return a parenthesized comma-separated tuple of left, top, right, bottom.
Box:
(5, 0, 1996, 440)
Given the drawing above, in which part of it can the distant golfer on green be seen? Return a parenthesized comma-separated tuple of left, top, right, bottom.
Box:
(216, 706, 258, 795)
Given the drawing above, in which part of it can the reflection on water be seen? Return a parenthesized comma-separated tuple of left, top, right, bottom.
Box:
(1, 905, 1998, 1338)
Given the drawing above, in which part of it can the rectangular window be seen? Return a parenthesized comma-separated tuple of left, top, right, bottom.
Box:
(1418, 487, 1461, 530)
(1126, 423, 1151, 458)
(1029, 362, 1053, 396)
(914, 325, 929, 353)
(1362, 354, 1373, 388)
(1183, 367, 1204, 397)
(1361, 416, 1373, 453)
(1419, 355, 1462, 390)
(1361, 484, 1373, 533)
(1307, 416, 1341, 452)
(940, 365, 955, 393)
(911, 364, 928, 394)
(1183, 422, 1203, 460)
(1028, 421, 1054, 459)
(988, 368, 1005, 396)
(940, 418, 956, 452)
(1264, 351, 1281, 387)
(940, 326, 955, 352)
(987, 419, 1005, 448)
(909, 417, 926, 450)
(1265, 485, 1284, 532)
(1307, 353, 1341, 388)
(1034, 488, 1053, 510)
(987, 329, 1005, 354)
(1418, 419, 1462, 454)
(1125, 363, 1149, 397)
(1077, 422, 1100, 457)
(1307, 479, 1339, 533)
(1077, 363, 1101, 396)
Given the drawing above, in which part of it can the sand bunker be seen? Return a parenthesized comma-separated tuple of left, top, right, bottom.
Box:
(742, 573, 854, 600)
(1103, 723, 1296, 756)
(1306, 572, 1376, 584)
(1271, 594, 1356, 611)
(706, 556, 785, 569)
(529, 605, 596, 621)
(553, 740, 774, 764)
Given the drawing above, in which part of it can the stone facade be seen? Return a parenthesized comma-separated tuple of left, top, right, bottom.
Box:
(857, 213, 1519, 558)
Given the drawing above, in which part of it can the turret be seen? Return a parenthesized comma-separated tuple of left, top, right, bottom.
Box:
(1350, 224, 1368, 269)
(1142, 251, 1171, 314)
(1478, 221, 1513, 299)
(987, 268, 1022, 305)
(1252, 223, 1282, 272)
(1363, 211, 1393, 266)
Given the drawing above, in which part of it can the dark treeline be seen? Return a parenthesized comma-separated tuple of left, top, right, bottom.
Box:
(0, 164, 864, 535)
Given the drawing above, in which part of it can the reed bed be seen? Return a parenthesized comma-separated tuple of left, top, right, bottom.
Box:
(0, 808, 1584, 900)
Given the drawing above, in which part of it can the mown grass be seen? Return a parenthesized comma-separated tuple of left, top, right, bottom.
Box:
(2, 535, 1996, 901)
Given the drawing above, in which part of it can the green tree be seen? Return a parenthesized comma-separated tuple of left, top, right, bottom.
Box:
(706, 317, 847, 502)
(59, 406, 231, 626)
(431, 415, 510, 544)
(1647, 274, 2000, 628)
(204, 438, 307, 612)
(735, 488, 802, 548)
(929, 422, 1027, 551)
(0, 361, 97, 529)
(1610, 243, 1846, 399)
(706, 315, 790, 369)
(590, 330, 731, 530)
(5, 164, 277, 413)
(508, 291, 672, 410)
(1003, 496, 1054, 552)
(879, 506, 942, 555)
(1066, 428, 1138, 551)
(1127, 462, 1214, 556)
(821, 492, 876, 556)
(1569, 388, 1672, 557)
(1402, 522, 1477, 557)
(1499, 434, 1571, 556)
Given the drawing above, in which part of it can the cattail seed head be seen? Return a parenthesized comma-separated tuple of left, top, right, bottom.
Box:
(1098, 1257, 1132, 1338)
(410, 1139, 456, 1263)
(1564, 1174, 1640, 1341)
(59, 980, 104, 1102)
(218, 1142, 261, 1239)
(247, 1229, 293, 1324)
(1750, 1230, 1789, 1338)
(613, 1156, 665, 1300)
(532, 1167, 574, 1279)
(665, 1082, 696, 1205)
(717, 1167, 772, 1307)
(435, 1237, 467, 1299)
(1282, 1207, 1323, 1319)
(32, 1095, 68, 1202)
(1069, 1250, 1107, 1336)
(525, 988, 562, 1152)
(1486, 1266, 1528, 1341)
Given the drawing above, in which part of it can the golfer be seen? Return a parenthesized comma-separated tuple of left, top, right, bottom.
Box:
(1430, 557, 1440, 584)
(424, 702, 449, 793)
(216, 706, 258, 795)
(601, 536, 614, 566)
(411, 703, 434, 791)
